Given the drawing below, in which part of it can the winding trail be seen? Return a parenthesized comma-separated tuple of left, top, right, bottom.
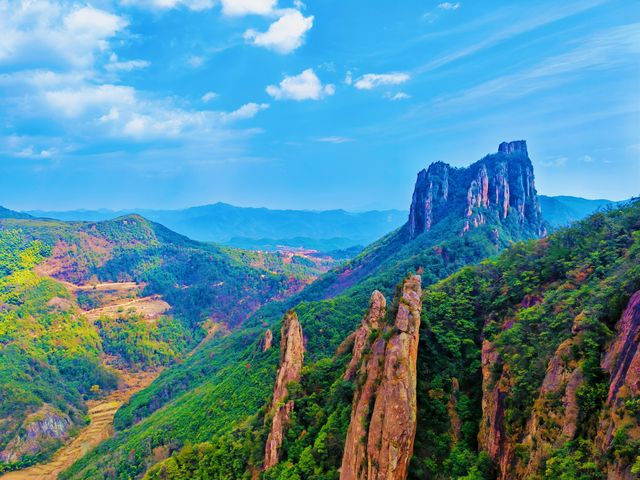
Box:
(0, 369, 159, 479)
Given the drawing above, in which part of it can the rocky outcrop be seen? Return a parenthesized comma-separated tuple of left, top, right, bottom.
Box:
(340, 275, 422, 480)
(409, 163, 449, 237)
(344, 291, 386, 381)
(596, 290, 640, 479)
(498, 140, 527, 154)
(520, 337, 583, 477)
(478, 340, 512, 478)
(408, 141, 543, 239)
(262, 329, 273, 352)
(263, 311, 304, 470)
(447, 378, 462, 444)
(0, 404, 72, 463)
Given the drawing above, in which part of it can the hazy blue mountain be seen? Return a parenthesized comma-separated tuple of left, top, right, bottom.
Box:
(0, 206, 32, 219)
(22, 195, 622, 252)
(538, 195, 620, 228)
(26, 203, 407, 251)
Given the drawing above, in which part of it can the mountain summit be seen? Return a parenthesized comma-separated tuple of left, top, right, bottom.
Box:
(409, 140, 544, 239)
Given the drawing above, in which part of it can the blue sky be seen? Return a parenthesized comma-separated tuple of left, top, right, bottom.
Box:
(0, 0, 638, 211)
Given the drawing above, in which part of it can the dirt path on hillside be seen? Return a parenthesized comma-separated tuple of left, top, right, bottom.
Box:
(0, 370, 159, 480)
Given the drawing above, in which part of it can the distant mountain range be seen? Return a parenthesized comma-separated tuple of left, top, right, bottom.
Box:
(538, 195, 623, 228)
(24, 204, 407, 251)
(2, 195, 621, 252)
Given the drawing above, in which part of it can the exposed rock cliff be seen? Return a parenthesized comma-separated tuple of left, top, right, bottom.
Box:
(262, 328, 273, 352)
(263, 311, 304, 470)
(408, 140, 543, 238)
(597, 290, 640, 479)
(340, 275, 422, 480)
(343, 290, 386, 381)
(478, 339, 512, 478)
(520, 337, 583, 477)
(0, 404, 72, 463)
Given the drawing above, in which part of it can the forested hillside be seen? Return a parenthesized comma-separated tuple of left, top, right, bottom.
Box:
(59, 141, 554, 479)
(0, 214, 329, 473)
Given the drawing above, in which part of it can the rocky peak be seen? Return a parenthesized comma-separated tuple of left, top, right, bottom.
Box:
(344, 290, 386, 381)
(408, 162, 449, 238)
(408, 141, 543, 239)
(340, 275, 422, 480)
(498, 140, 528, 155)
(263, 311, 304, 470)
(262, 329, 273, 352)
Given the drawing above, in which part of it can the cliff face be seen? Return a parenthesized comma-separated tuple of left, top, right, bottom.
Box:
(597, 290, 640, 479)
(520, 336, 583, 477)
(0, 404, 72, 463)
(263, 311, 304, 470)
(340, 275, 422, 480)
(408, 140, 543, 238)
(477, 340, 512, 478)
(343, 290, 386, 381)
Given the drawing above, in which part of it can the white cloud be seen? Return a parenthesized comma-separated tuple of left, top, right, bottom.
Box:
(431, 23, 640, 111)
(316, 136, 354, 144)
(220, 0, 276, 16)
(438, 2, 460, 10)
(344, 70, 353, 85)
(188, 55, 205, 68)
(539, 156, 568, 168)
(106, 54, 150, 72)
(266, 68, 334, 101)
(385, 92, 411, 101)
(353, 72, 410, 90)
(220, 102, 269, 122)
(244, 10, 313, 54)
(582, 154, 594, 163)
(202, 92, 219, 102)
(0, 2, 127, 68)
(415, 1, 610, 74)
(44, 85, 136, 117)
(121, 0, 215, 11)
(121, 110, 207, 139)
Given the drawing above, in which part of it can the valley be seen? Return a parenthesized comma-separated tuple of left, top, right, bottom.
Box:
(1, 142, 637, 480)
(0, 368, 159, 480)
(1, 1, 635, 478)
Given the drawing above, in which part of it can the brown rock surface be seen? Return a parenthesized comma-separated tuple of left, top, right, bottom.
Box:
(478, 339, 513, 479)
(597, 291, 640, 479)
(344, 290, 386, 381)
(263, 311, 304, 470)
(340, 275, 422, 480)
(520, 337, 583, 477)
(262, 328, 273, 352)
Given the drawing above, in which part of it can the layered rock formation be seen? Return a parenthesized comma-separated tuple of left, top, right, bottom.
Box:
(477, 340, 511, 478)
(263, 312, 304, 470)
(343, 290, 386, 381)
(340, 275, 422, 480)
(0, 404, 72, 463)
(408, 140, 544, 238)
(597, 290, 640, 479)
(477, 291, 640, 479)
(520, 337, 583, 477)
(262, 328, 273, 352)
